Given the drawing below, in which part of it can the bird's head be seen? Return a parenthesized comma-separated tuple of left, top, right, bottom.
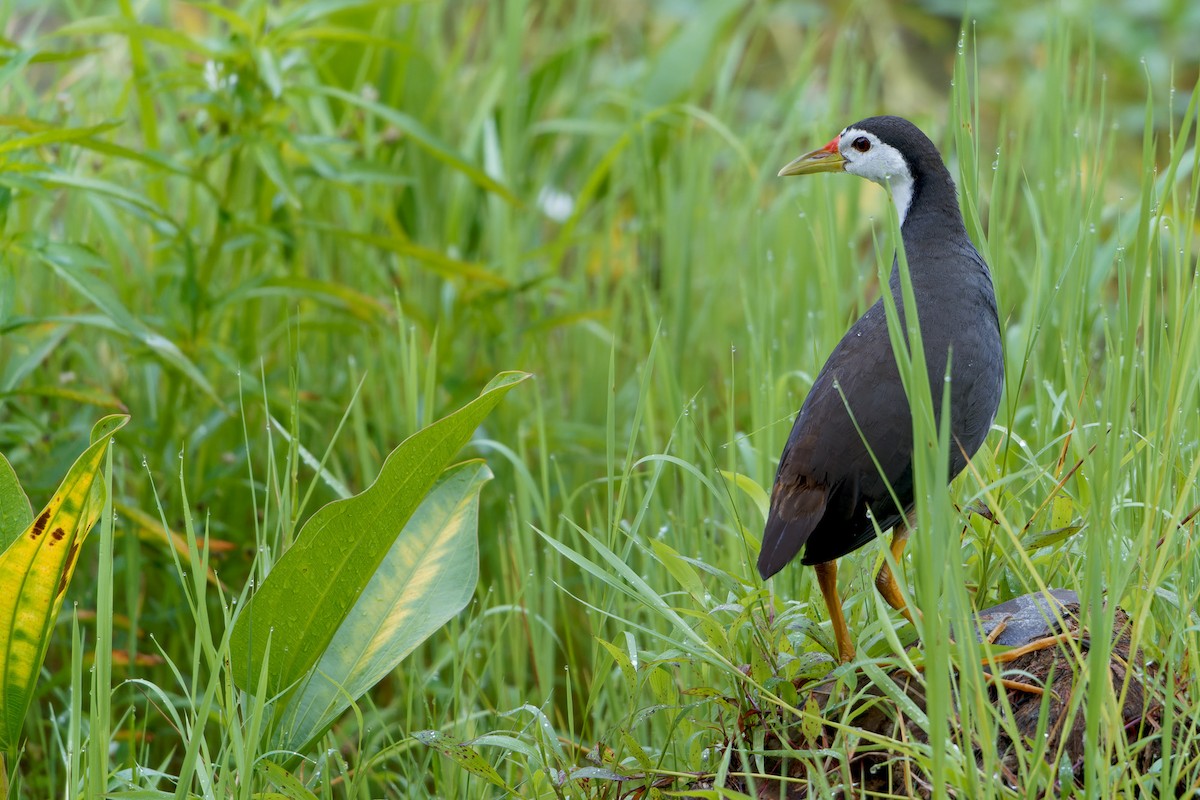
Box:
(778, 116, 944, 227)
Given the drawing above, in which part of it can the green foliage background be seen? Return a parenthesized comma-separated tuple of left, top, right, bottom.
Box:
(1, 0, 1199, 797)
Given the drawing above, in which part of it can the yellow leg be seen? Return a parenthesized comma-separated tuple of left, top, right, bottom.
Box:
(815, 561, 855, 663)
(874, 527, 915, 625)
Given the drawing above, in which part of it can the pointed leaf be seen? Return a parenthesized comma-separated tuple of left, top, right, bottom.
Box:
(310, 86, 518, 204)
(0, 454, 33, 552)
(412, 730, 508, 789)
(229, 372, 528, 695)
(34, 243, 220, 402)
(1050, 495, 1073, 530)
(256, 759, 320, 800)
(642, 0, 741, 105)
(0, 414, 129, 749)
(1021, 525, 1084, 551)
(274, 461, 492, 750)
(648, 539, 706, 605)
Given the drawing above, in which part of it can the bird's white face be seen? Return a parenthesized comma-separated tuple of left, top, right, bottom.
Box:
(837, 127, 914, 227)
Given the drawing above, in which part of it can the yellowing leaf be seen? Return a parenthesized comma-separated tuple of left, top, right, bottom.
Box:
(0, 414, 129, 749)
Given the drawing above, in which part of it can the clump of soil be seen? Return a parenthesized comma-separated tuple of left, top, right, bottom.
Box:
(723, 590, 1166, 798)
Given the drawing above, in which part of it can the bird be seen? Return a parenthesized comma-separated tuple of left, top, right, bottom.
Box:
(758, 115, 1003, 664)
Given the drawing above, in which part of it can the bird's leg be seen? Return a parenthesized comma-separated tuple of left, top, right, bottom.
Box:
(814, 561, 855, 663)
(874, 527, 915, 626)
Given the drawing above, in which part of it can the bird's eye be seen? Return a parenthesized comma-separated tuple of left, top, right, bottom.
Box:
(851, 136, 871, 153)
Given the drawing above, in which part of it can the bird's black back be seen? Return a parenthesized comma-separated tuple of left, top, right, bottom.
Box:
(758, 116, 1002, 576)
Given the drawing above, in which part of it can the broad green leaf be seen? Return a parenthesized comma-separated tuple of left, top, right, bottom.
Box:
(0, 414, 129, 750)
(229, 372, 528, 695)
(273, 460, 491, 751)
(0, 454, 33, 553)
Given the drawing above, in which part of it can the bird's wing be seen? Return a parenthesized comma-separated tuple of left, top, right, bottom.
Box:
(757, 472, 828, 578)
(758, 303, 912, 577)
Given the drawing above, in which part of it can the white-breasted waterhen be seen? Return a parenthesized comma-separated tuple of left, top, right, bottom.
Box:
(758, 116, 1003, 664)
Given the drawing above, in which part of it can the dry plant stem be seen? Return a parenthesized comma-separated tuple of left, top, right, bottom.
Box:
(906, 612, 1052, 695)
(985, 674, 1046, 696)
(984, 632, 1078, 665)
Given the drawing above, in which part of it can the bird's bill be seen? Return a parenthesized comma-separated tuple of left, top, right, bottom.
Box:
(777, 136, 846, 176)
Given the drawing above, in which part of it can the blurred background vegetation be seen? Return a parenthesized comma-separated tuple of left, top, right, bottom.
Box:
(2, 0, 1199, 796)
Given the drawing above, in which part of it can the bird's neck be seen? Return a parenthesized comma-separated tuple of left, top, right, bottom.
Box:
(898, 167, 967, 247)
